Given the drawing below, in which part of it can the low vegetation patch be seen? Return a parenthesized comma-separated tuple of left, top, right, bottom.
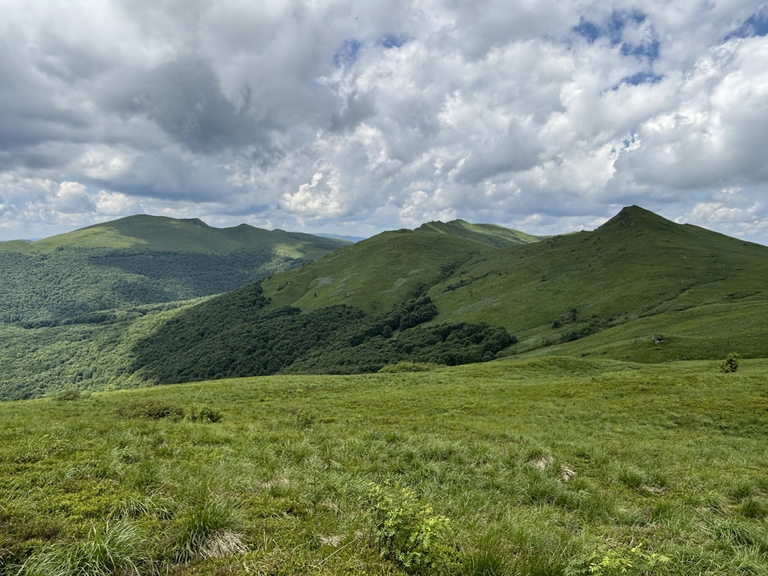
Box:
(184, 403, 223, 423)
(133, 292, 516, 383)
(364, 482, 453, 574)
(378, 361, 440, 373)
(120, 399, 185, 420)
(721, 352, 740, 373)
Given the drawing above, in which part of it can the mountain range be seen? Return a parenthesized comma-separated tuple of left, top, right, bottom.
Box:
(0, 215, 348, 325)
(1, 206, 766, 400)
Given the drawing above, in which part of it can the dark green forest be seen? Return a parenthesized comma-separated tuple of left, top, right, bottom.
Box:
(0, 248, 309, 324)
(132, 285, 516, 383)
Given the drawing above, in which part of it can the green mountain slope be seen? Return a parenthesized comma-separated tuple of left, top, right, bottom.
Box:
(425, 206, 768, 357)
(130, 206, 768, 384)
(4, 206, 767, 400)
(416, 218, 541, 247)
(0, 215, 348, 324)
(262, 205, 768, 331)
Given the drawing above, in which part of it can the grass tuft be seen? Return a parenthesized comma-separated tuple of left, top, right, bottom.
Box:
(20, 521, 146, 576)
(167, 498, 241, 563)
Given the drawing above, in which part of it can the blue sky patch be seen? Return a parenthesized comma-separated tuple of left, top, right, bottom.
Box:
(381, 34, 408, 49)
(726, 6, 768, 39)
(574, 10, 659, 61)
(621, 39, 660, 60)
(574, 18, 601, 42)
(616, 71, 663, 88)
(607, 10, 646, 45)
(333, 39, 362, 67)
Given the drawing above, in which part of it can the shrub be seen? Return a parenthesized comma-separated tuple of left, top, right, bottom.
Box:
(122, 400, 184, 420)
(364, 482, 452, 574)
(185, 403, 223, 423)
(721, 353, 739, 373)
(565, 543, 670, 576)
(53, 390, 84, 402)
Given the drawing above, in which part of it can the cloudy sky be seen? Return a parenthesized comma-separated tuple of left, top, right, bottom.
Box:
(1, 0, 768, 243)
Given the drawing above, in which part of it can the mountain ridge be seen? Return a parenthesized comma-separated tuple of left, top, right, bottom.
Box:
(2, 205, 767, 400)
(415, 218, 541, 247)
(123, 205, 768, 387)
(0, 215, 349, 324)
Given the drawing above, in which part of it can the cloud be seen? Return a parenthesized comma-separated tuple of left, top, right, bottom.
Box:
(281, 171, 346, 218)
(52, 181, 93, 214)
(0, 0, 767, 245)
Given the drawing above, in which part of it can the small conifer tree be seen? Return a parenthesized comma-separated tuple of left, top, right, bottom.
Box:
(721, 353, 739, 373)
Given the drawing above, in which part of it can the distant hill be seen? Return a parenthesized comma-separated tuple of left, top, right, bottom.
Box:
(128, 206, 768, 385)
(0, 215, 348, 324)
(317, 233, 367, 243)
(417, 218, 541, 247)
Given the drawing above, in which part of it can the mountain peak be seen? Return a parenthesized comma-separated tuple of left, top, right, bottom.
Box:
(598, 206, 675, 233)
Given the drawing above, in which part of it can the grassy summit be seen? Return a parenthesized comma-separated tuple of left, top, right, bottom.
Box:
(416, 218, 542, 247)
(25, 215, 341, 257)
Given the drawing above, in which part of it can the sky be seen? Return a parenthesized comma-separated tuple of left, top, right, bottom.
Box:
(1, 0, 768, 244)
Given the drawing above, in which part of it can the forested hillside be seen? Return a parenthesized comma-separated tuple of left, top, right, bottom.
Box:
(0, 215, 347, 324)
(131, 284, 514, 383)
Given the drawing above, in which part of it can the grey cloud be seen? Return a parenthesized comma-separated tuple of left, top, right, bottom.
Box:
(454, 126, 543, 185)
(92, 148, 239, 202)
(0, 43, 92, 152)
(33, 34, 114, 82)
(1, 0, 768, 246)
(329, 90, 378, 132)
(100, 56, 280, 157)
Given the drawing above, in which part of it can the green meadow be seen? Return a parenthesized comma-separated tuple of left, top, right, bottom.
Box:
(2, 357, 766, 575)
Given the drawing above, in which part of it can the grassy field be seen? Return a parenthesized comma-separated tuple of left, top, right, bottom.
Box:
(1, 357, 766, 575)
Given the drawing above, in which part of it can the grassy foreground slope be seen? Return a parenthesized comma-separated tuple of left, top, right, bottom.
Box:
(0, 215, 347, 324)
(1, 358, 766, 575)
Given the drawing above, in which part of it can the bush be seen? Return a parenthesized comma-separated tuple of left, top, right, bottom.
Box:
(565, 543, 670, 576)
(721, 353, 739, 373)
(53, 390, 85, 402)
(185, 403, 223, 423)
(364, 482, 452, 574)
(122, 400, 184, 420)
